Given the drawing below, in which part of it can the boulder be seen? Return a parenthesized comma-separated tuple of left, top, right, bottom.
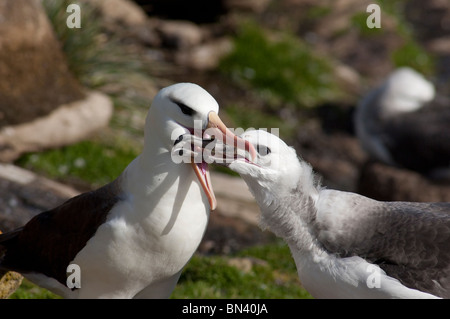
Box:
(156, 20, 205, 49)
(0, 0, 85, 127)
(358, 161, 450, 202)
(0, 0, 113, 162)
(0, 269, 23, 299)
(82, 0, 148, 28)
(175, 37, 233, 70)
(0, 163, 78, 232)
(0, 91, 113, 162)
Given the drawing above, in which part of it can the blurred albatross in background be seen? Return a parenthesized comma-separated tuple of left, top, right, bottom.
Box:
(354, 67, 450, 178)
(222, 129, 450, 298)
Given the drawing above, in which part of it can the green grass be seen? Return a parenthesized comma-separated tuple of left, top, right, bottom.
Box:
(375, 0, 407, 16)
(220, 22, 339, 109)
(391, 39, 435, 75)
(374, 0, 435, 75)
(9, 279, 61, 299)
(351, 12, 384, 37)
(43, 0, 144, 89)
(33, 0, 158, 190)
(16, 139, 139, 189)
(173, 242, 311, 299)
(10, 241, 312, 299)
(43, 0, 156, 135)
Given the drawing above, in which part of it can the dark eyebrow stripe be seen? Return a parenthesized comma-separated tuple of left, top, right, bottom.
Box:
(170, 97, 196, 116)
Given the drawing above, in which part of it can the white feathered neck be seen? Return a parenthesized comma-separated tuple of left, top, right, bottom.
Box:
(255, 159, 323, 253)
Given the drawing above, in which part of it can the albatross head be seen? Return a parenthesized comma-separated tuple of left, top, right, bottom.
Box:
(379, 67, 436, 117)
(146, 83, 256, 211)
(222, 130, 316, 206)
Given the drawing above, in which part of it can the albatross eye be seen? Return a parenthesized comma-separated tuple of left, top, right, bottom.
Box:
(175, 101, 195, 116)
(256, 145, 271, 156)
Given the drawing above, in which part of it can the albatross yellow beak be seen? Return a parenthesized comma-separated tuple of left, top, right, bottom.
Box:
(191, 112, 257, 211)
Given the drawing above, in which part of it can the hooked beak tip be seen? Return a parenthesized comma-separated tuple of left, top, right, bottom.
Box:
(207, 112, 257, 163)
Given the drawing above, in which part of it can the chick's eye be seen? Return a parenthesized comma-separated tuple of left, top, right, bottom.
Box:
(256, 145, 271, 156)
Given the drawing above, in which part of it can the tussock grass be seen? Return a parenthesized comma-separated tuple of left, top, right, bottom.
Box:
(220, 22, 339, 110)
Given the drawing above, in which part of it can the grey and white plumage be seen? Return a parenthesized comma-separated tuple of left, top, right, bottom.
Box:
(355, 67, 450, 177)
(223, 129, 450, 298)
(0, 83, 255, 298)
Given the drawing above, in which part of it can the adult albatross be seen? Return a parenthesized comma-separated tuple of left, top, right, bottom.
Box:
(221, 129, 450, 298)
(0, 83, 255, 298)
(355, 67, 450, 177)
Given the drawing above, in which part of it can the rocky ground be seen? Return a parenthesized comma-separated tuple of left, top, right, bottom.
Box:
(1, 0, 450, 297)
(113, 0, 450, 199)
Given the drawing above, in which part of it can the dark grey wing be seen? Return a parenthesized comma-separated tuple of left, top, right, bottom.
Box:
(380, 104, 450, 173)
(315, 191, 450, 298)
(0, 180, 122, 286)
